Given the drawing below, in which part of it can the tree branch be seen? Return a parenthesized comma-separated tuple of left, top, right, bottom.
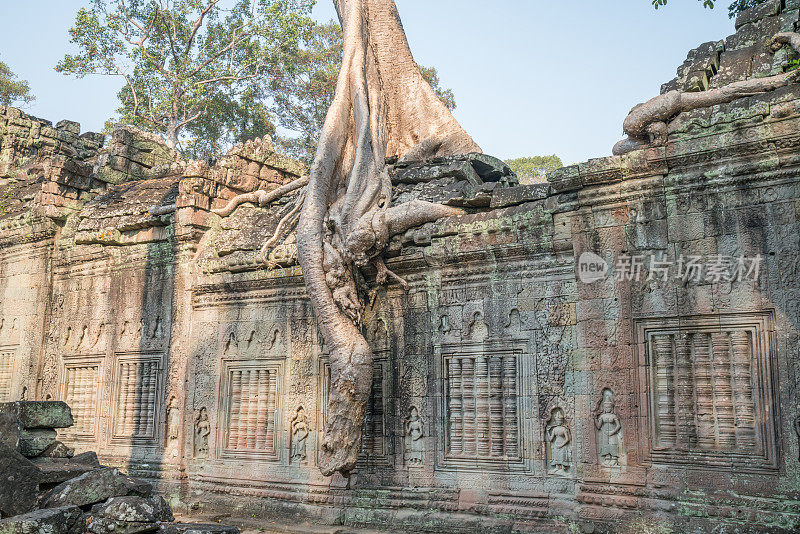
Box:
(186, 0, 219, 54)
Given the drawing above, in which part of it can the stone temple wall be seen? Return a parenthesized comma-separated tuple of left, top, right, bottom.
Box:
(4, 2, 800, 531)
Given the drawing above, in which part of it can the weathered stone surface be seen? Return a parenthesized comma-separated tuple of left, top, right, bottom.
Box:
(157, 524, 239, 534)
(0, 402, 73, 430)
(0, 506, 82, 534)
(392, 159, 481, 186)
(70, 451, 100, 467)
(32, 457, 98, 486)
(39, 441, 74, 459)
(735, 0, 782, 28)
(0, 413, 21, 450)
(490, 184, 550, 209)
(92, 496, 173, 524)
(17, 429, 57, 457)
(41, 468, 152, 509)
(0, 443, 39, 518)
(88, 517, 158, 534)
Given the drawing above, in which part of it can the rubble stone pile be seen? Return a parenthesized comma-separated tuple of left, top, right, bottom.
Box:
(0, 401, 238, 534)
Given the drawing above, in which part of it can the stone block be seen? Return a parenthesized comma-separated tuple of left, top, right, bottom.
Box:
(92, 496, 174, 524)
(0, 506, 82, 534)
(41, 467, 152, 509)
(393, 159, 481, 186)
(17, 429, 57, 457)
(735, 0, 781, 29)
(0, 401, 74, 429)
(32, 456, 99, 486)
(157, 524, 239, 534)
(0, 413, 21, 450)
(0, 442, 40, 518)
(39, 441, 74, 459)
(490, 184, 550, 209)
(88, 517, 158, 533)
(547, 165, 581, 193)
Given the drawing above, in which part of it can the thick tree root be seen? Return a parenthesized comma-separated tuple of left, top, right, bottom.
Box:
(256, 191, 305, 267)
(297, 0, 479, 476)
(211, 175, 309, 216)
(613, 32, 800, 155)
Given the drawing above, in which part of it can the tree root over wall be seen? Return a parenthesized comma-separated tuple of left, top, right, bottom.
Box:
(215, 0, 480, 476)
(613, 32, 800, 156)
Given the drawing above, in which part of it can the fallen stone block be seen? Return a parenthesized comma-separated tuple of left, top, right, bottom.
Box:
(32, 457, 99, 486)
(39, 441, 75, 459)
(0, 413, 21, 450)
(88, 516, 159, 534)
(92, 496, 174, 524)
(0, 505, 82, 534)
(0, 443, 40, 518)
(18, 429, 57, 457)
(70, 451, 100, 467)
(157, 524, 239, 534)
(41, 467, 152, 509)
(0, 402, 74, 430)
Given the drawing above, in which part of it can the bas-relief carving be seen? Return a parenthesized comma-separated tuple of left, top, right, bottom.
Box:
(220, 360, 280, 460)
(111, 353, 162, 444)
(290, 406, 310, 464)
(595, 389, 624, 468)
(467, 311, 489, 342)
(194, 407, 211, 459)
(545, 407, 572, 477)
(167, 396, 180, 442)
(61, 355, 103, 441)
(636, 313, 777, 469)
(444, 350, 520, 464)
(0, 346, 18, 402)
(404, 406, 424, 467)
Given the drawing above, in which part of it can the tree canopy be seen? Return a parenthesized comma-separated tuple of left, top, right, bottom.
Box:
(57, 0, 314, 157)
(506, 155, 563, 185)
(0, 60, 34, 107)
(271, 19, 458, 163)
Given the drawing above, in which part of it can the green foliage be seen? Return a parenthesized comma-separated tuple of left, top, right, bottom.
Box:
(0, 60, 34, 107)
(651, 0, 770, 17)
(652, 0, 715, 9)
(272, 20, 458, 163)
(57, 0, 315, 158)
(506, 155, 563, 185)
(419, 65, 457, 112)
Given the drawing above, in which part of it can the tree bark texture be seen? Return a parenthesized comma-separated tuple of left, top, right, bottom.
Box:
(296, 0, 479, 476)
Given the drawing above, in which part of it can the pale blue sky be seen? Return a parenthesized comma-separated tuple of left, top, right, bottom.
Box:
(0, 1, 735, 164)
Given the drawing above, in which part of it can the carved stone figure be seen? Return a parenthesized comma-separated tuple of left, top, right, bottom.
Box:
(595, 389, 623, 467)
(194, 408, 210, 459)
(166, 396, 180, 442)
(545, 407, 571, 476)
(405, 406, 424, 467)
(290, 406, 310, 464)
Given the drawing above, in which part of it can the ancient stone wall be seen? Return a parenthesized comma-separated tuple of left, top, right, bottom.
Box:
(3, 3, 800, 531)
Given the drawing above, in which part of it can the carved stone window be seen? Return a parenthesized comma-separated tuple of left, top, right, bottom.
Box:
(111, 353, 163, 444)
(0, 347, 17, 402)
(636, 312, 777, 471)
(443, 347, 522, 467)
(61, 355, 103, 441)
(220, 361, 281, 460)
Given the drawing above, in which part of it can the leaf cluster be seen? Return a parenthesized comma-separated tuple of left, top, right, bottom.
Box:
(0, 60, 34, 107)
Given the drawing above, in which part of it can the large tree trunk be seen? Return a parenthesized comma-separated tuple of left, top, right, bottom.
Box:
(297, 0, 479, 476)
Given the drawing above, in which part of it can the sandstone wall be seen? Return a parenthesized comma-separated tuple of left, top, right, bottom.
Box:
(3, 3, 800, 532)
